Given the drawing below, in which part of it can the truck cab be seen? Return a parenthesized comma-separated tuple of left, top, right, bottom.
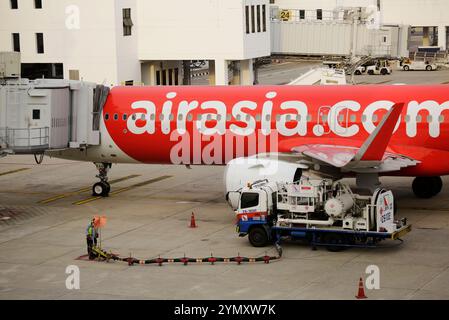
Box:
(234, 178, 411, 250)
(235, 181, 277, 247)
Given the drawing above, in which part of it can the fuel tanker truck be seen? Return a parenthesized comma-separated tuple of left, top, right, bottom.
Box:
(227, 177, 411, 251)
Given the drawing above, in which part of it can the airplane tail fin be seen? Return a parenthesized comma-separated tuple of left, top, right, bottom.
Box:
(354, 102, 404, 162)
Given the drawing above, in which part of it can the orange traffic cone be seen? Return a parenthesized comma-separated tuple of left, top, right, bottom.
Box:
(190, 212, 197, 228)
(355, 277, 368, 299)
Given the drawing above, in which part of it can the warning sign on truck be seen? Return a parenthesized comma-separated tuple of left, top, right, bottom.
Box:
(376, 191, 395, 233)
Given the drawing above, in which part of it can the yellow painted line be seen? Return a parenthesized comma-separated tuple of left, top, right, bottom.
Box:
(0, 168, 30, 177)
(74, 196, 103, 206)
(73, 175, 172, 206)
(38, 174, 141, 204)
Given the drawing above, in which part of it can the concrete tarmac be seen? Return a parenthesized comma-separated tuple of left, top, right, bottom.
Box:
(1, 63, 449, 300)
(1, 155, 449, 300)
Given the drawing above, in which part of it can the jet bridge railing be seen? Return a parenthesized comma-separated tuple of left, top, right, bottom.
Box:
(0, 127, 49, 154)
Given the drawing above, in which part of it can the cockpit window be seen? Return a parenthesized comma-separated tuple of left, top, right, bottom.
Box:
(240, 192, 259, 209)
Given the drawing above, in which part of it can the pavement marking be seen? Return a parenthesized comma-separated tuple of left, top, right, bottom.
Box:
(73, 175, 173, 206)
(38, 174, 141, 204)
(0, 168, 30, 177)
(441, 80, 449, 84)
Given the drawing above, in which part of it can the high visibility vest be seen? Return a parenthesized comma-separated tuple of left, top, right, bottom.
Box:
(87, 225, 94, 237)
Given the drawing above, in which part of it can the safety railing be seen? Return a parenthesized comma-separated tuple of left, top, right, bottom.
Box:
(0, 127, 49, 153)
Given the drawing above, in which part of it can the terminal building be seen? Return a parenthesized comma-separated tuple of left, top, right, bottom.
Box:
(0, 0, 270, 86)
(1, 0, 448, 86)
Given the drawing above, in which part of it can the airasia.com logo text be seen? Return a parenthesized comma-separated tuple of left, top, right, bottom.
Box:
(125, 92, 449, 139)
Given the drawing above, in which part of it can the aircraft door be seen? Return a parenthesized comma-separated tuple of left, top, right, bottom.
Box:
(316, 106, 349, 136)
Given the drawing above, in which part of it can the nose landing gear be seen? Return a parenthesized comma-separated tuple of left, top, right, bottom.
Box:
(93, 163, 112, 197)
(412, 176, 443, 199)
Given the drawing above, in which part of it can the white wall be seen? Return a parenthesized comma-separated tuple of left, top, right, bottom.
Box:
(114, 0, 141, 85)
(272, 0, 377, 10)
(1, 0, 270, 86)
(137, 0, 270, 61)
(0, 0, 122, 85)
(381, 0, 449, 26)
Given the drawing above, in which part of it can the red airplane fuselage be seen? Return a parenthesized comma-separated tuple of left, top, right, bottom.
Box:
(102, 85, 449, 177)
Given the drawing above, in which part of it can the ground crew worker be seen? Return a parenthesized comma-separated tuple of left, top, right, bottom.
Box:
(86, 219, 98, 259)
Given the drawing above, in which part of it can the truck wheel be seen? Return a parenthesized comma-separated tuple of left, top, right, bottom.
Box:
(354, 70, 362, 75)
(368, 70, 374, 75)
(426, 65, 433, 71)
(403, 65, 410, 71)
(248, 226, 269, 247)
(323, 234, 347, 252)
(381, 68, 388, 75)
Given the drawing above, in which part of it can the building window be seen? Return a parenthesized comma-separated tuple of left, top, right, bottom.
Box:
(35, 0, 42, 9)
(36, 33, 44, 54)
(245, 6, 250, 34)
(262, 5, 266, 32)
(32, 110, 41, 120)
(174, 68, 179, 85)
(123, 8, 133, 36)
(299, 10, 305, 20)
(10, 0, 18, 9)
(317, 9, 323, 20)
(269, 0, 275, 4)
(156, 70, 161, 85)
(256, 5, 261, 33)
(162, 70, 167, 85)
(168, 69, 173, 85)
(21, 63, 63, 79)
(12, 33, 20, 52)
(251, 5, 255, 33)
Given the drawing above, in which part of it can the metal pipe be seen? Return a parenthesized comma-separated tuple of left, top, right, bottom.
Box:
(277, 217, 334, 226)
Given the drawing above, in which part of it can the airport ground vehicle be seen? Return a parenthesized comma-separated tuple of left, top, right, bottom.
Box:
(366, 60, 392, 75)
(353, 66, 366, 75)
(234, 178, 411, 251)
(400, 60, 437, 71)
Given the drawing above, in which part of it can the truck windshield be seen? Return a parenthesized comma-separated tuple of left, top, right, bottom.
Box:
(240, 193, 259, 209)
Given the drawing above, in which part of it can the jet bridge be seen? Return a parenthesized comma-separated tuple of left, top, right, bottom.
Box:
(0, 78, 109, 157)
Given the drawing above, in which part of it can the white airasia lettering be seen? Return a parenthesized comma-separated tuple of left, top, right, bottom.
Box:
(127, 101, 156, 134)
(125, 92, 449, 139)
(329, 100, 360, 137)
(197, 101, 227, 135)
(406, 101, 449, 138)
(276, 101, 308, 137)
(230, 101, 257, 136)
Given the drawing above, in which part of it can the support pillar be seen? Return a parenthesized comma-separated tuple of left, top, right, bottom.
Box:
(438, 25, 447, 51)
(182, 60, 191, 86)
(208, 60, 216, 86)
(214, 59, 229, 86)
(240, 59, 254, 85)
(423, 27, 430, 46)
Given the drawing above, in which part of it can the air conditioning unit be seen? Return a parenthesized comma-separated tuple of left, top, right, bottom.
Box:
(0, 52, 21, 79)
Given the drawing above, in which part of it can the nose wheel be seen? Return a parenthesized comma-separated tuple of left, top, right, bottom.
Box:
(93, 181, 111, 197)
(93, 163, 112, 197)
